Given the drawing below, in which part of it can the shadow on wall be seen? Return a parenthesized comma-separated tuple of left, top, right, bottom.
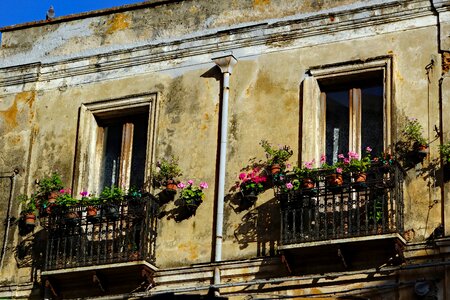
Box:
(227, 193, 280, 257)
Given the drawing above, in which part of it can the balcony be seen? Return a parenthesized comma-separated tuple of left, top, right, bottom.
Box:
(277, 163, 405, 274)
(41, 194, 159, 297)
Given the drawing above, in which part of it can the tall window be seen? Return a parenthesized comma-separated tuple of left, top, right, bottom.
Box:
(321, 71, 384, 163)
(97, 111, 148, 190)
(74, 93, 157, 195)
(300, 58, 391, 164)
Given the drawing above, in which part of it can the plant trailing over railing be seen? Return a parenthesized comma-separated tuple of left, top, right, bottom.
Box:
(260, 140, 293, 174)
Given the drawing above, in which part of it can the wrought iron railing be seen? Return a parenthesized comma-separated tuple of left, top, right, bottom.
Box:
(277, 163, 404, 245)
(43, 194, 158, 271)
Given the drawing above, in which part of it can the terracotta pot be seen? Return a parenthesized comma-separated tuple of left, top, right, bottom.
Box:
(417, 144, 428, 154)
(271, 164, 281, 175)
(165, 181, 177, 192)
(48, 191, 58, 203)
(302, 178, 315, 189)
(327, 174, 343, 186)
(354, 173, 367, 183)
(86, 206, 97, 217)
(24, 213, 36, 226)
(65, 211, 79, 219)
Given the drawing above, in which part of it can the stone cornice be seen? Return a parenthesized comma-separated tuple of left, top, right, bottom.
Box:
(0, 0, 436, 89)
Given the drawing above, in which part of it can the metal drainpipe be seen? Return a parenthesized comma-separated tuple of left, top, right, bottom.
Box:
(212, 55, 237, 294)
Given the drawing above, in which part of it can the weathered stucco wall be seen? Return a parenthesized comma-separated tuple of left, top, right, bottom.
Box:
(0, 0, 448, 298)
(1, 0, 402, 67)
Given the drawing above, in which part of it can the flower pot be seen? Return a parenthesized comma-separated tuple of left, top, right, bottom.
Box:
(65, 211, 79, 219)
(86, 206, 97, 217)
(64, 211, 80, 226)
(302, 178, 315, 189)
(354, 173, 367, 183)
(105, 204, 120, 220)
(271, 164, 281, 175)
(164, 180, 177, 195)
(241, 190, 258, 205)
(24, 213, 36, 226)
(413, 144, 428, 161)
(417, 144, 428, 154)
(48, 191, 58, 203)
(327, 174, 343, 186)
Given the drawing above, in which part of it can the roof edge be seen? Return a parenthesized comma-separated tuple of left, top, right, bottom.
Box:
(0, 0, 185, 33)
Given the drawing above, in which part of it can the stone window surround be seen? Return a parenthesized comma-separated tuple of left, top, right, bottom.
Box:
(300, 56, 392, 164)
(73, 92, 158, 196)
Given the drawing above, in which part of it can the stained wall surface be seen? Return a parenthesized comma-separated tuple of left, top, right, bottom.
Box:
(0, 0, 449, 298)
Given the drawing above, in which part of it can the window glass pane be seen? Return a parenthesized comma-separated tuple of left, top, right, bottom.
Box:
(130, 114, 148, 189)
(326, 91, 349, 164)
(102, 124, 122, 189)
(361, 85, 383, 156)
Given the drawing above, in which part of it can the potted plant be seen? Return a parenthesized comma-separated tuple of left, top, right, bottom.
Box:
(319, 155, 344, 188)
(341, 148, 372, 183)
(56, 189, 80, 224)
(238, 168, 267, 201)
(152, 156, 183, 194)
(294, 159, 317, 189)
(402, 118, 428, 157)
(125, 187, 146, 218)
(260, 140, 293, 174)
(178, 180, 208, 212)
(375, 151, 396, 173)
(36, 173, 64, 213)
(19, 194, 38, 226)
(99, 185, 124, 220)
(80, 191, 101, 220)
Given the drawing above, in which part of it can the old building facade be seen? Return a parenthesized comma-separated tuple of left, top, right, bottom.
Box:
(1, 0, 450, 298)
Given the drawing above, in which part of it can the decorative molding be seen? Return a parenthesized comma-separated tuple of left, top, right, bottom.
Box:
(0, 0, 436, 88)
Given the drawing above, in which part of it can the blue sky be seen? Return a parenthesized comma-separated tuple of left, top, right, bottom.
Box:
(0, 0, 145, 28)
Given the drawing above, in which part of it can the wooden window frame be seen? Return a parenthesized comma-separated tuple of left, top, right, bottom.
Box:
(300, 57, 392, 164)
(73, 93, 158, 196)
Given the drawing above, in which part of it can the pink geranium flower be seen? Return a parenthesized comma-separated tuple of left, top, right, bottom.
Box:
(177, 182, 185, 189)
(286, 182, 293, 189)
(199, 182, 208, 189)
(336, 167, 343, 174)
(187, 179, 194, 185)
